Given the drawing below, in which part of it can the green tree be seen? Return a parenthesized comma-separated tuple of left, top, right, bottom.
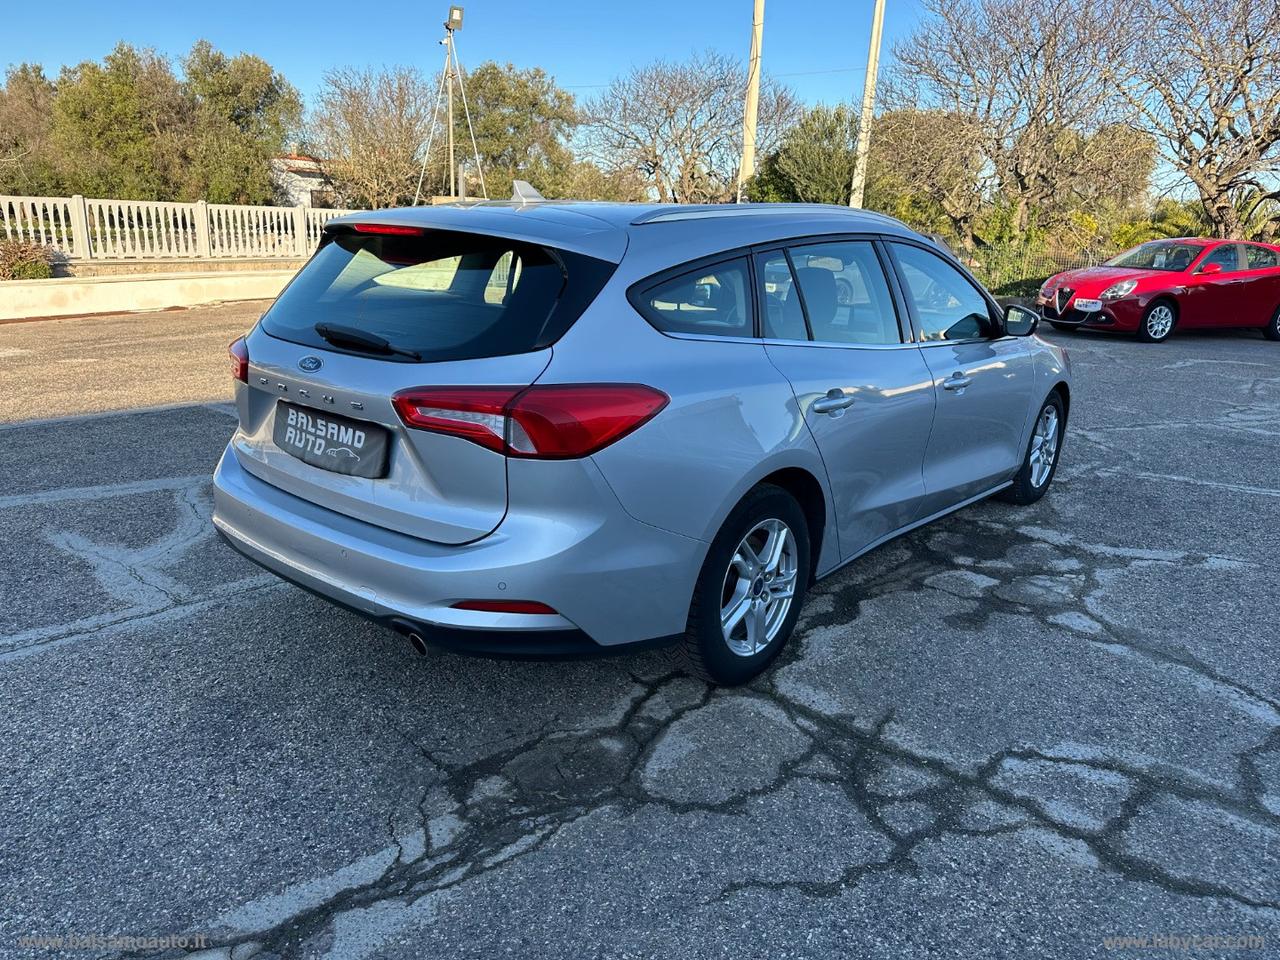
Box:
(6, 41, 298, 202)
(49, 43, 190, 200)
(183, 40, 302, 203)
(748, 105, 857, 205)
(0, 64, 58, 194)
(448, 62, 577, 199)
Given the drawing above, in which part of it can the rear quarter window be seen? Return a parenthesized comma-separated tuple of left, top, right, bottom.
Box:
(630, 258, 753, 338)
(260, 227, 614, 362)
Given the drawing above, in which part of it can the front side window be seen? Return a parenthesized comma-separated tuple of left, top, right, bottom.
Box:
(1244, 244, 1278, 270)
(637, 258, 752, 337)
(788, 241, 900, 345)
(891, 243, 994, 342)
(1199, 244, 1242, 274)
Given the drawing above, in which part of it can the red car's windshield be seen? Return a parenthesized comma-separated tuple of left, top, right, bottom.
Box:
(1105, 241, 1202, 272)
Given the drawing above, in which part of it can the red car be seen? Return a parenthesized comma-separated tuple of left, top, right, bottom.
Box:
(1038, 238, 1280, 343)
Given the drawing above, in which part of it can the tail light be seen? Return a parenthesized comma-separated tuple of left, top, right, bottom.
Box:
(229, 337, 249, 383)
(392, 384, 668, 459)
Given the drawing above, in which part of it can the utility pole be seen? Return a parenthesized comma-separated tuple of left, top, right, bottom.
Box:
(848, 0, 886, 208)
(736, 0, 766, 203)
(445, 20, 457, 197)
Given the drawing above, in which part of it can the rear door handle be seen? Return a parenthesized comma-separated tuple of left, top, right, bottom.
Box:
(943, 374, 972, 391)
(812, 389, 856, 414)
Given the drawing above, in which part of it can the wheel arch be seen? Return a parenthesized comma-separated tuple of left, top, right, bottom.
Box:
(756, 466, 829, 583)
(1051, 380, 1070, 420)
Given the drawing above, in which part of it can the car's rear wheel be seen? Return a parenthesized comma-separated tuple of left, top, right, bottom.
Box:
(998, 391, 1065, 505)
(1264, 306, 1280, 341)
(1138, 299, 1177, 342)
(674, 485, 810, 685)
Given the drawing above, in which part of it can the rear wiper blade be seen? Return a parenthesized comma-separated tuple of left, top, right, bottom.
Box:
(314, 322, 421, 361)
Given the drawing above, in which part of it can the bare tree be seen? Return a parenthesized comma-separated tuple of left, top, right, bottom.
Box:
(311, 66, 436, 209)
(581, 51, 799, 204)
(868, 109, 987, 249)
(890, 0, 1136, 235)
(1106, 0, 1280, 238)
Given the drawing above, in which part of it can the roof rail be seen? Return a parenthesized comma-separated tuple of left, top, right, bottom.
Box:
(630, 203, 898, 226)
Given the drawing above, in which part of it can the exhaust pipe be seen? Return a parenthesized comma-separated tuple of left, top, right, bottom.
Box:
(406, 632, 428, 657)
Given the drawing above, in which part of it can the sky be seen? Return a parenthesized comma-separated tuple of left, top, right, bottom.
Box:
(0, 0, 924, 112)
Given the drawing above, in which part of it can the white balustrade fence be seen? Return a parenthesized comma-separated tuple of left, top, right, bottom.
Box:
(0, 194, 359, 261)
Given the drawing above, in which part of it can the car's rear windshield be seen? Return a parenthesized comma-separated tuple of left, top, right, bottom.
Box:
(1106, 241, 1203, 272)
(260, 227, 616, 362)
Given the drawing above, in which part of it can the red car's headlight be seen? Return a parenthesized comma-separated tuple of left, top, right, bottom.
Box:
(1100, 280, 1139, 299)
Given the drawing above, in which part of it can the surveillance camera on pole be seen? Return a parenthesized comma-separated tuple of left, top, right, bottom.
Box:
(414, 5, 489, 204)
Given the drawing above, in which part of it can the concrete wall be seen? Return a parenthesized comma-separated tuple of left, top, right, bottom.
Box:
(57, 257, 308, 278)
(0, 270, 293, 320)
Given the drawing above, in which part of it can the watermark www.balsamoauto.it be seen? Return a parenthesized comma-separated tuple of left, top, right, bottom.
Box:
(15, 932, 210, 952)
(1102, 933, 1267, 951)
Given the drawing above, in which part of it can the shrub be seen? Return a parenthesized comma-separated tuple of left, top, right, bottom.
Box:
(0, 238, 56, 280)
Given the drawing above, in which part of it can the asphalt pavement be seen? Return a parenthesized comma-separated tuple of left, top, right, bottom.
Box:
(2, 302, 1278, 959)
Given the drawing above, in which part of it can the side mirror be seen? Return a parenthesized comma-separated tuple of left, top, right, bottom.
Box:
(1004, 303, 1040, 337)
(1198, 261, 1223, 276)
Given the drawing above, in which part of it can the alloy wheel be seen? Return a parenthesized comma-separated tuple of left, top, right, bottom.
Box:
(1029, 404, 1060, 488)
(720, 518, 798, 657)
(1146, 304, 1174, 340)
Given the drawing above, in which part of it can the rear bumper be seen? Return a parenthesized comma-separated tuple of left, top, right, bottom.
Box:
(212, 447, 704, 652)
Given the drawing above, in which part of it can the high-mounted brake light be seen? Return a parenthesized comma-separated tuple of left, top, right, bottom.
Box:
(450, 600, 559, 615)
(351, 223, 426, 236)
(391, 384, 669, 459)
(229, 337, 249, 383)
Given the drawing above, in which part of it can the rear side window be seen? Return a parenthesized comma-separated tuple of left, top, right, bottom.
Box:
(788, 240, 901, 345)
(260, 228, 614, 362)
(1245, 244, 1279, 269)
(633, 258, 752, 338)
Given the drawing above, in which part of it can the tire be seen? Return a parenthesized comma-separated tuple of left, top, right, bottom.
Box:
(1048, 321, 1075, 332)
(674, 484, 811, 685)
(1264, 306, 1280, 341)
(1138, 299, 1177, 342)
(998, 391, 1066, 506)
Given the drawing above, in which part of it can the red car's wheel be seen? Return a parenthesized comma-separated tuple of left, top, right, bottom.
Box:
(1265, 306, 1280, 342)
(1138, 299, 1177, 343)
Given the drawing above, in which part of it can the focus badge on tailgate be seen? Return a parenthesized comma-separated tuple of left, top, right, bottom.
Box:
(273, 401, 389, 479)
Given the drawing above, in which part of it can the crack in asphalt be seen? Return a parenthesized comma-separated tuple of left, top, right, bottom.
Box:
(12, 333, 1277, 959)
(149, 511, 1280, 959)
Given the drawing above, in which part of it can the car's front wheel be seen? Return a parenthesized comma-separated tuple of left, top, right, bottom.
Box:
(675, 484, 810, 685)
(998, 392, 1066, 505)
(1138, 299, 1177, 342)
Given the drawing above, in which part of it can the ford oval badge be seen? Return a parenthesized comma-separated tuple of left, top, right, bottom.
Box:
(298, 356, 323, 372)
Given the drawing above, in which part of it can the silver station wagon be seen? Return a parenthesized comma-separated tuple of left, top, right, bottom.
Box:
(213, 201, 1071, 684)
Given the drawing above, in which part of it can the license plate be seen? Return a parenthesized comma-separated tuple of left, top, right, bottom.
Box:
(273, 401, 389, 479)
(1073, 298, 1103, 312)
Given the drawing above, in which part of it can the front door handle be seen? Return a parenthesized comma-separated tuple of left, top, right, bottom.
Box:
(812, 388, 856, 414)
(943, 374, 972, 392)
